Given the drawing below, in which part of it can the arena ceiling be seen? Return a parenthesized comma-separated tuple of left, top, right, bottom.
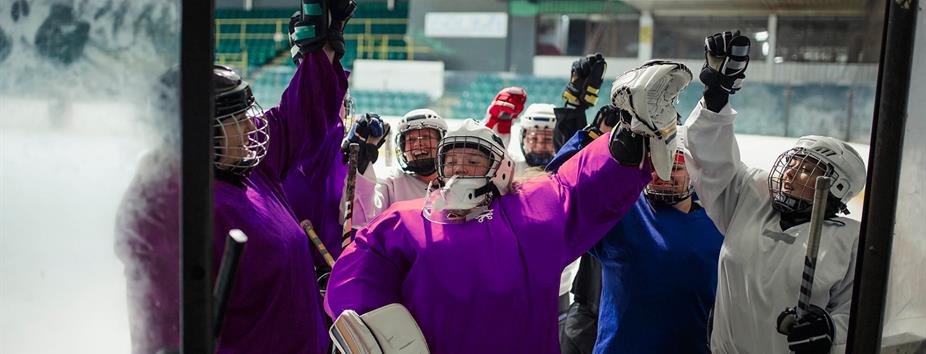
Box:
(619, 0, 879, 16)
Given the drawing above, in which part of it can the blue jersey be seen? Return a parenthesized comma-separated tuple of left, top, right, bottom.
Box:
(548, 130, 723, 354)
(590, 196, 722, 354)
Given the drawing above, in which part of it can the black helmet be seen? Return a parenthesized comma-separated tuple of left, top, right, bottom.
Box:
(214, 65, 255, 118)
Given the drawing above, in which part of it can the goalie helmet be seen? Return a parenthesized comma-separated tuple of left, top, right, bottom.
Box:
(610, 60, 692, 181)
(213, 65, 269, 179)
(424, 120, 515, 222)
(519, 103, 557, 167)
(395, 108, 448, 176)
(768, 135, 866, 214)
(644, 149, 693, 205)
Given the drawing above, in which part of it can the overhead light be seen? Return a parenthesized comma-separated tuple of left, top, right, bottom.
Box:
(755, 31, 769, 42)
(774, 56, 784, 63)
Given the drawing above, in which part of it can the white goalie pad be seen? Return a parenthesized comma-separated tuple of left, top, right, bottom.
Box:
(330, 304, 430, 354)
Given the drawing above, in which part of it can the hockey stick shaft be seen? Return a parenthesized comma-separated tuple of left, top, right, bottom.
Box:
(301, 219, 336, 268)
(796, 176, 833, 318)
(214, 229, 248, 339)
(341, 143, 360, 249)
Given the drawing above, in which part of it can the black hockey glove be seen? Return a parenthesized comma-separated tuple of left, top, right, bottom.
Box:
(586, 105, 623, 138)
(608, 106, 647, 167)
(342, 113, 391, 174)
(776, 305, 836, 354)
(288, 0, 331, 66)
(700, 31, 750, 112)
(327, 0, 356, 61)
(563, 53, 607, 110)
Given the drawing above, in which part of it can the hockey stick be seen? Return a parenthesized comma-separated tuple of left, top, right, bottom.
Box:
(796, 176, 833, 319)
(341, 143, 360, 249)
(214, 229, 248, 341)
(301, 219, 336, 268)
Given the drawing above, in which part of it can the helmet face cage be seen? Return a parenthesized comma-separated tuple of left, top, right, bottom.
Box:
(520, 127, 555, 167)
(436, 135, 505, 182)
(213, 100, 269, 176)
(644, 152, 692, 205)
(768, 148, 838, 213)
(396, 125, 444, 175)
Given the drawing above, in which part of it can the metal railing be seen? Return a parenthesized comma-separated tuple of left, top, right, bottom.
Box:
(214, 17, 430, 66)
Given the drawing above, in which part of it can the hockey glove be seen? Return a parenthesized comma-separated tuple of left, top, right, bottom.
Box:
(776, 305, 836, 354)
(343, 113, 391, 174)
(700, 30, 750, 112)
(327, 0, 356, 61)
(485, 86, 527, 135)
(608, 105, 647, 167)
(563, 53, 607, 109)
(288, 0, 331, 66)
(586, 104, 623, 138)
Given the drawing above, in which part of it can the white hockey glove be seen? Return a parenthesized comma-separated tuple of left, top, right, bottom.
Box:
(330, 304, 430, 354)
(610, 60, 692, 180)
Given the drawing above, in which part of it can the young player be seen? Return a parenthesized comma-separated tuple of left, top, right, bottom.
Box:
(115, 2, 355, 352)
(549, 60, 722, 354)
(517, 103, 558, 170)
(684, 31, 866, 354)
(344, 108, 448, 228)
(324, 60, 692, 353)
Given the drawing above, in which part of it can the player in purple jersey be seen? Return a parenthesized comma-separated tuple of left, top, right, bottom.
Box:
(324, 60, 692, 354)
(115, 1, 355, 352)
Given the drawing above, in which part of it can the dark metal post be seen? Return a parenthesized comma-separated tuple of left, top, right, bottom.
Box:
(847, 1, 919, 353)
(181, 0, 216, 352)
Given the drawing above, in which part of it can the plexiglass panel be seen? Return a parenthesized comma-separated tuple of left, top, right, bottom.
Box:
(0, 1, 181, 353)
(880, 4, 926, 350)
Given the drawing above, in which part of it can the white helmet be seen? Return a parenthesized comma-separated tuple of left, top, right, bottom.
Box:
(768, 135, 866, 214)
(519, 103, 557, 167)
(424, 120, 515, 222)
(395, 109, 448, 176)
(611, 60, 692, 181)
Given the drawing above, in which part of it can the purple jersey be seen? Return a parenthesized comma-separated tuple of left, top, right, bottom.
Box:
(116, 50, 348, 354)
(325, 134, 650, 354)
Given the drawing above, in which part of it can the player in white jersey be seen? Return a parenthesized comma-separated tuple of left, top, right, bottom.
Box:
(348, 108, 448, 228)
(683, 30, 867, 354)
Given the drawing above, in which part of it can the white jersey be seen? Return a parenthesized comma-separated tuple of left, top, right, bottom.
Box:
(683, 101, 859, 354)
(351, 167, 431, 229)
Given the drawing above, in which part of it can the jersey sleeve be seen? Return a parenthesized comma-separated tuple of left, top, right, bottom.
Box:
(324, 212, 412, 319)
(259, 50, 348, 181)
(550, 132, 651, 263)
(827, 232, 859, 352)
(347, 167, 395, 229)
(683, 100, 756, 235)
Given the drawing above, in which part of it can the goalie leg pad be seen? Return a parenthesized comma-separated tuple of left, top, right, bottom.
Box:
(330, 304, 430, 354)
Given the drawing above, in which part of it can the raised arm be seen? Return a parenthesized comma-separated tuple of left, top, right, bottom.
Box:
(550, 131, 651, 261)
(555, 53, 607, 150)
(683, 30, 753, 235)
(259, 49, 347, 180)
(259, 2, 351, 180)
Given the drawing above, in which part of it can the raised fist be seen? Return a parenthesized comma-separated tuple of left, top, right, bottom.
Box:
(485, 86, 527, 135)
(343, 113, 391, 174)
(564, 53, 607, 109)
(701, 31, 750, 94)
(288, 1, 331, 66)
(327, 0, 356, 60)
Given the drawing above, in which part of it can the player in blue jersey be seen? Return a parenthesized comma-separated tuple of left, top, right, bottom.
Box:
(548, 79, 723, 354)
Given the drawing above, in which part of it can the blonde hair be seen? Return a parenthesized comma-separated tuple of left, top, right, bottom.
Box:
(511, 166, 552, 191)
